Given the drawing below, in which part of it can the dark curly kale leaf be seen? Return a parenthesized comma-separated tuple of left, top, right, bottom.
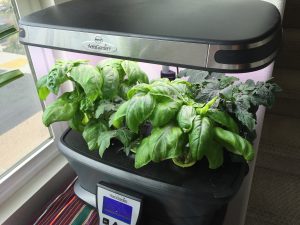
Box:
(188, 68, 281, 140)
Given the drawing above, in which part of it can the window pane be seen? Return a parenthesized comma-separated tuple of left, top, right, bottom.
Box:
(0, 0, 50, 176)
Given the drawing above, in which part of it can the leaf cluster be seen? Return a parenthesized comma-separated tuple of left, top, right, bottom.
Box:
(37, 59, 148, 157)
(111, 79, 255, 169)
(179, 69, 281, 140)
(37, 61, 280, 170)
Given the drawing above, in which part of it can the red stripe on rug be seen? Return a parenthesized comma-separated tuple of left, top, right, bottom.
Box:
(49, 195, 76, 225)
(34, 179, 77, 225)
(32, 179, 100, 225)
(37, 189, 75, 225)
(58, 199, 83, 225)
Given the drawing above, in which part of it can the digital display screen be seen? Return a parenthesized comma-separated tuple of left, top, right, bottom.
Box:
(102, 196, 133, 224)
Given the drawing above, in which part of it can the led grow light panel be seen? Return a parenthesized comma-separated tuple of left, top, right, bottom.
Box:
(19, 0, 281, 72)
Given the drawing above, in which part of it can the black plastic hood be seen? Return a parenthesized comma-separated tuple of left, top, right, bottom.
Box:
(19, 0, 282, 72)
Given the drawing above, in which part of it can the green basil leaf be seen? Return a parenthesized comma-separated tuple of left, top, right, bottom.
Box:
(36, 75, 50, 100)
(46, 67, 68, 94)
(150, 98, 182, 127)
(46, 60, 87, 94)
(214, 127, 254, 161)
(177, 105, 196, 133)
(70, 65, 103, 102)
(171, 79, 191, 86)
(150, 125, 184, 162)
(126, 93, 155, 133)
(80, 98, 94, 113)
(149, 81, 181, 99)
(56, 60, 88, 74)
(205, 141, 224, 169)
(110, 101, 130, 128)
(98, 130, 117, 157)
(134, 136, 152, 168)
(135, 125, 184, 168)
(189, 116, 202, 159)
(127, 83, 151, 99)
(115, 128, 135, 147)
(82, 120, 108, 150)
(171, 79, 191, 95)
(189, 116, 213, 160)
(95, 100, 117, 119)
(101, 66, 120, 99)
(121, 61, 149, 84)
(207, 109, 239, 133)
(42, 92, 79, 127)
(97, 58, 125, 79)
(68, 111, 86, 132)
(119, 82, 132, 100)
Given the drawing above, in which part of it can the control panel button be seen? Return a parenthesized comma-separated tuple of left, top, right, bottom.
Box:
(113, 222, 118, 225)
(103, 217, 109, 224)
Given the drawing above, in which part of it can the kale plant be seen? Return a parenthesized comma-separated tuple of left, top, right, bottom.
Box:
(179, 69, 281, 141)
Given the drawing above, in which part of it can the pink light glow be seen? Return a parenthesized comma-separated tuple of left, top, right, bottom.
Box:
(29, 46, 274, 82)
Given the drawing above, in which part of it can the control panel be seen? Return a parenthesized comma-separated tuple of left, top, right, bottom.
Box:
(97, 182, 142, 225)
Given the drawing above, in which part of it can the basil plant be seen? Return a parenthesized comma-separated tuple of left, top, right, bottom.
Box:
(37, 59, 280, 170)
(37, 59, 148, 156)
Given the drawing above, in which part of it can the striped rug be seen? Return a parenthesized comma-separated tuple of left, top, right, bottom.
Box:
(33, 179, 99, 225)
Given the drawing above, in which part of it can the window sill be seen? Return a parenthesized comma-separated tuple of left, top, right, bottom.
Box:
(0, 154, 68, 224)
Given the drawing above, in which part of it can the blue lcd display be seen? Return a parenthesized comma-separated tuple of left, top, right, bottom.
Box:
(102, 196, 133, 224)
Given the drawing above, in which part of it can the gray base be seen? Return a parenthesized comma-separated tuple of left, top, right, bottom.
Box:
(59, 129, 247, 225)
(74, 180, 96, 207)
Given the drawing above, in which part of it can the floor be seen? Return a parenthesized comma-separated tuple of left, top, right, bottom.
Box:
(245, 1, 300, 224)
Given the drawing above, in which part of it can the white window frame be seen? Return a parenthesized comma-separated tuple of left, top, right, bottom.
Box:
(0, 0, 67, 205)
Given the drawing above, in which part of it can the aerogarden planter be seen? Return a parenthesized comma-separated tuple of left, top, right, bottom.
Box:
(59, 128, 249, 225)
(19, 0, 282, 224)
(31, 59, 280, 225)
